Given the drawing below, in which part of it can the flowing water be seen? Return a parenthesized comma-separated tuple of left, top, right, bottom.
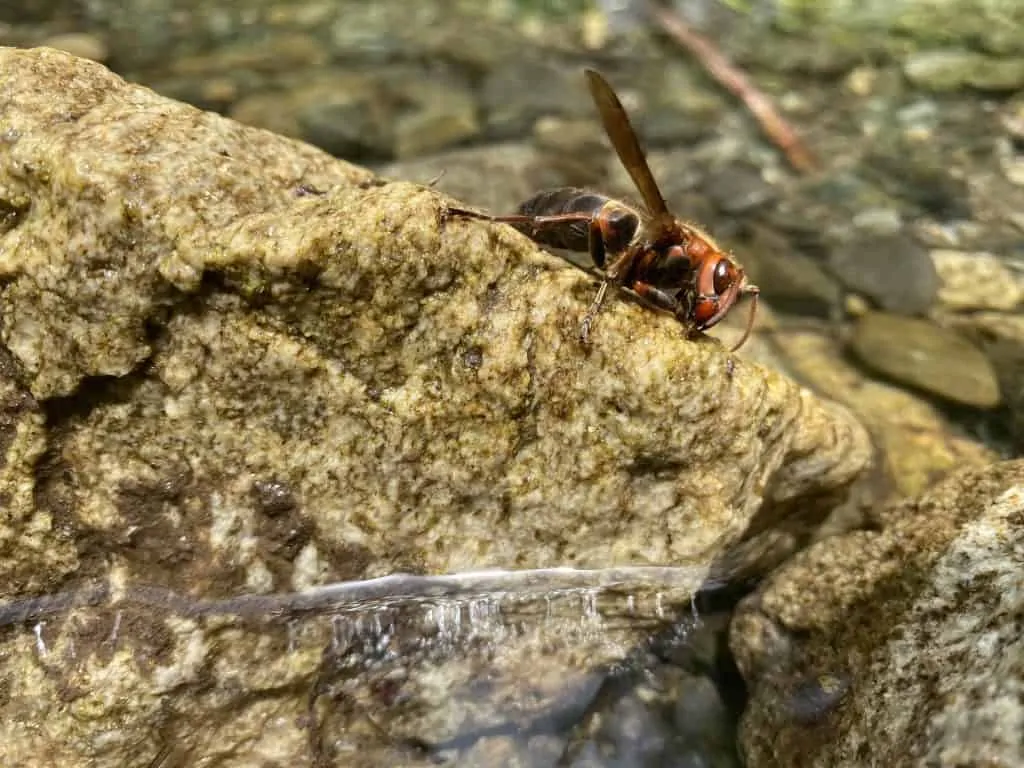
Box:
(2, 1, 1021, 765)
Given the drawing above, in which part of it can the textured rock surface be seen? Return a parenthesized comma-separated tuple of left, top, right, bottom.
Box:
(732, 459, 1024, 768)
(0, 48, 873, 766)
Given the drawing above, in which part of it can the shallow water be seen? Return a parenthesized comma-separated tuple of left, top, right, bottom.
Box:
(1, 566, 743, 766)
(0, 565, 721, 627)
(2, 2, 1023, 766)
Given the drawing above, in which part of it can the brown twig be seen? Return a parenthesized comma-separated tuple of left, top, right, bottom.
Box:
(643, 0, 817, 174)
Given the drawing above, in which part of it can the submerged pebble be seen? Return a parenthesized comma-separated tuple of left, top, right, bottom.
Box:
(849, 312, 1002, 409)
(828, 233, 940, 315)
(931, 249, 1024, 312)
(704, 165, 778, 215)
(40, 32, 108, 62)
(904, 50, 1024, 92)
(741, 224, 841, 318)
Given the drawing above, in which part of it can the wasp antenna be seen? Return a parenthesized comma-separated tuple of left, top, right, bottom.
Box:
(728, 285, 760, 353)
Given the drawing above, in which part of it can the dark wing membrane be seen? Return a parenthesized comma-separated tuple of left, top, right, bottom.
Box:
(584, 68, 670, 218)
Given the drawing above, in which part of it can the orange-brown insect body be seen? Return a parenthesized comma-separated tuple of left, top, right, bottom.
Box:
(447, 69, 759, 350)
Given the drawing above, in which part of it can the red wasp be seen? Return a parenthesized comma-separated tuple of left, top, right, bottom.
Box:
(447, 68, 760, 351)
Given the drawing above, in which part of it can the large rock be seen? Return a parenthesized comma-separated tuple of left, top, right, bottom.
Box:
(0, 47, 871, 766)
(732, 459, 1024, 768)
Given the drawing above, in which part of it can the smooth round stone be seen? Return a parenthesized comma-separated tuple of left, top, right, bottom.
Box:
(828, 232, 940, 315)
(40, 33, 109, 63)
(850, 312, 1002, 409)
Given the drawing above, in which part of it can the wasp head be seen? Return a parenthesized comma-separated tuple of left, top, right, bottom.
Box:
(691, 255, 760, 352)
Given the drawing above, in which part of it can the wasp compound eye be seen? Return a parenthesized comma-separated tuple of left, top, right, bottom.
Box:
(712, 259, 732, 295)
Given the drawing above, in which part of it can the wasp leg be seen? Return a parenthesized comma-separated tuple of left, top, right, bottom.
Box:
(445, 205, 491, 220)
(579, 281, 610, 343)
(579, 216, 626, 342)
(586, 216, 607, 269)
(443, 205, 487, 224)
(632, 280, 680, 313)
(447, 207, 630, 344)
(446, 208, 594, 230)
(578, 244, 643, 343)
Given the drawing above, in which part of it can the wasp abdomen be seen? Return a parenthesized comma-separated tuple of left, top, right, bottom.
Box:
(516, 188, 608, 218)
(513, 188, 637, 255)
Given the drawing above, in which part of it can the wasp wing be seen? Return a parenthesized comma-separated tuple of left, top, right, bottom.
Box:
(584, 68, 670, 219)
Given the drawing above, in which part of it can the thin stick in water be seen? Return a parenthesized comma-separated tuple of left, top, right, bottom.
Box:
(644, 0, 817, 174)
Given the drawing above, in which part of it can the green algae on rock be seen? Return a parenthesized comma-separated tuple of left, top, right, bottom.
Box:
(0, 47, 873, 768)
